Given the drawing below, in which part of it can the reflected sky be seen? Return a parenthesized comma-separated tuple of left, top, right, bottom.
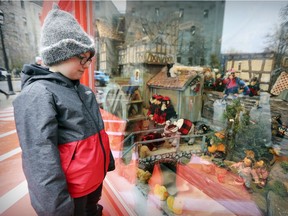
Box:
(222, 0, 287, 53)
(112, 0, 287, 53)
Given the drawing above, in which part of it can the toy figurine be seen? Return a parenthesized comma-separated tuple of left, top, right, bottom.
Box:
(251, 159, 269, 188)
(248, 77, 261, 97)
(126, 69, 142, 99)
(213, 72, 225, 92)
(147, 94, 157, 119)
(195, 124, 210, 135)
(158, 96, 177, 124)
(206, 131, 226, 158)
(230, 156, 254, 192)
(272, 114, 288, 138)
(167, 63, 181, 78)
(137, 168, 152, 183)
(147, 94, 160, 121)
(162, 121, 179, 146)
(148, 95, 177, 125)
(223, 69, 250, 97)
(151, 95, 163, 123)
(162, 118, 195, 146)
(203, 68, 214, 90)
(141, 132, 165, 151)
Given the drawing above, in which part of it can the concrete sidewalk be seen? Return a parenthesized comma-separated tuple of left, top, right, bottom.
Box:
(0, 93, 114, 216)
(0, 78, 21, 110)
(0, 93, 18, 110)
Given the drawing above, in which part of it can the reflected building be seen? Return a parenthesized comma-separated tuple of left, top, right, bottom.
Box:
(94, 1, 225, 105)
(94, 0, 124, 76)
(124, 0, 225, 67)
(94, 1, 225, 77)
(0, 1, 42, 71)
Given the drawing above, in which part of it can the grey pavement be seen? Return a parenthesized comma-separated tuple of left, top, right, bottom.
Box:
(0, 79, 21, 110)
(0, 92, 18, 110)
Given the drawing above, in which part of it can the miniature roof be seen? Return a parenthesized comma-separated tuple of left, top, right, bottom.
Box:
(147, 65, 202, 91)
(95, 19, 123, 41)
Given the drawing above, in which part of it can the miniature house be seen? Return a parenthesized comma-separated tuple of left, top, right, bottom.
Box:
(147, 65, 205, 122)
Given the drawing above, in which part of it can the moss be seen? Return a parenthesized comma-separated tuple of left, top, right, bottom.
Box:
(280, 161, 288, 173)
(268, 180, 288, 197)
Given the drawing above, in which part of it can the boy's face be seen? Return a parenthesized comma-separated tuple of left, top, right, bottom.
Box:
(54, 51, 93, 80)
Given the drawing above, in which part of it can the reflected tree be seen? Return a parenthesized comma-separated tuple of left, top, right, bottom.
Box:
(264, 3, 288, 69)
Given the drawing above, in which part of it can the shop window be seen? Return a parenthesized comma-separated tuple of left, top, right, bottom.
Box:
(188, 57, 193, 65)
(95, 2, 100, 10)
(238, 61, 242, 71)
(23, 17, 27, 26)
(204, 9, 209, 18)
(25, 33, 29, 43)
(20, 0, 24, 9)
(189, 41, 194, 51)
(9, 12, 15, 24)
(200, 57, 205, 65)
(191, 25, 196, 35)
(179, 8, 184, 18)
(282, 57, 288, 67)
(131, 7, 135, 14)
(12, 30, 18, 41)
(155, 8, 159, 16)
(4, 1, 286, 216)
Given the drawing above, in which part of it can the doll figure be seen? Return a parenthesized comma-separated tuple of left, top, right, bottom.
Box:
(223, 69, 250, 97)
(147, 94, 159, 120)
(248, 77, 260, 97)
(158, 96, 177, 124)
(213, 72, 225, 92)
(162, 119, 195, 146)
(162, 120, 179, 146)
(203, 68, 214, 90)
(251, 159, 269, 188)
(152, 95, 163, 123)
(230, 156, 254, 190)
(167, 63, 181, 78)
(272, 114, 288, 138)
(190, 76, 201, 95)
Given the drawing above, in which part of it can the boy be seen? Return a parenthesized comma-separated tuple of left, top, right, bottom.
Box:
(13, 5, 113, 216)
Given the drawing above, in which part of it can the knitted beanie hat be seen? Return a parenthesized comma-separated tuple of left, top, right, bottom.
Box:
(40, 4, 95, 66)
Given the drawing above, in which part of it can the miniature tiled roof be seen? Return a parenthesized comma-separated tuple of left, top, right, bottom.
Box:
(147, 65, 202, 91)
(95, 19, 123, 41)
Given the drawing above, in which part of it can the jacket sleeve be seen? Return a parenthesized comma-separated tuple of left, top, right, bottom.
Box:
(13, 84, 74, 216)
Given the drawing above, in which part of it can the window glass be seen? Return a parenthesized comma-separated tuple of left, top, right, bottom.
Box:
(9, 12, 15, 24)
(20, 0, 24, 9)
(22, 17, 27, 26)
(94, 1, 288, 215)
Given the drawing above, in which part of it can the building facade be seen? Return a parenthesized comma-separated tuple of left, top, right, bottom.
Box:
(0, 0, 42, 72)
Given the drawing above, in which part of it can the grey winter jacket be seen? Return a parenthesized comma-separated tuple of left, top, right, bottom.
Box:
(13, 64, 111, 216)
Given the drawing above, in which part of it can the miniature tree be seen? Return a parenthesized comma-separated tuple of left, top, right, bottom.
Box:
(223, 98, 273, 162)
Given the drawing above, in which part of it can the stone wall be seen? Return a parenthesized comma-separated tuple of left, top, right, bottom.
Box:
(202, 90, 288, 126)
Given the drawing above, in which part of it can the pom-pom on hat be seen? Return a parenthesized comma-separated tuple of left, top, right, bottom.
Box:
(40, 4, 95, 66)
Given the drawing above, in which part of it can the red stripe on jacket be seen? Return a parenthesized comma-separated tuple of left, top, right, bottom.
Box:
(58, 130, 111, 198)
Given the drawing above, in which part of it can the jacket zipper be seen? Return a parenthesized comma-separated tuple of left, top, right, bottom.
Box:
(74, 86, 107, 176)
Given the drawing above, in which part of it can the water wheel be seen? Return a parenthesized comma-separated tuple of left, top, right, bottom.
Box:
(103, 83, 128, 119)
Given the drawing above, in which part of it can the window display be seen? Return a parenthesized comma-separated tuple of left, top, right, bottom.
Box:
(95, 1, 288, 215)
